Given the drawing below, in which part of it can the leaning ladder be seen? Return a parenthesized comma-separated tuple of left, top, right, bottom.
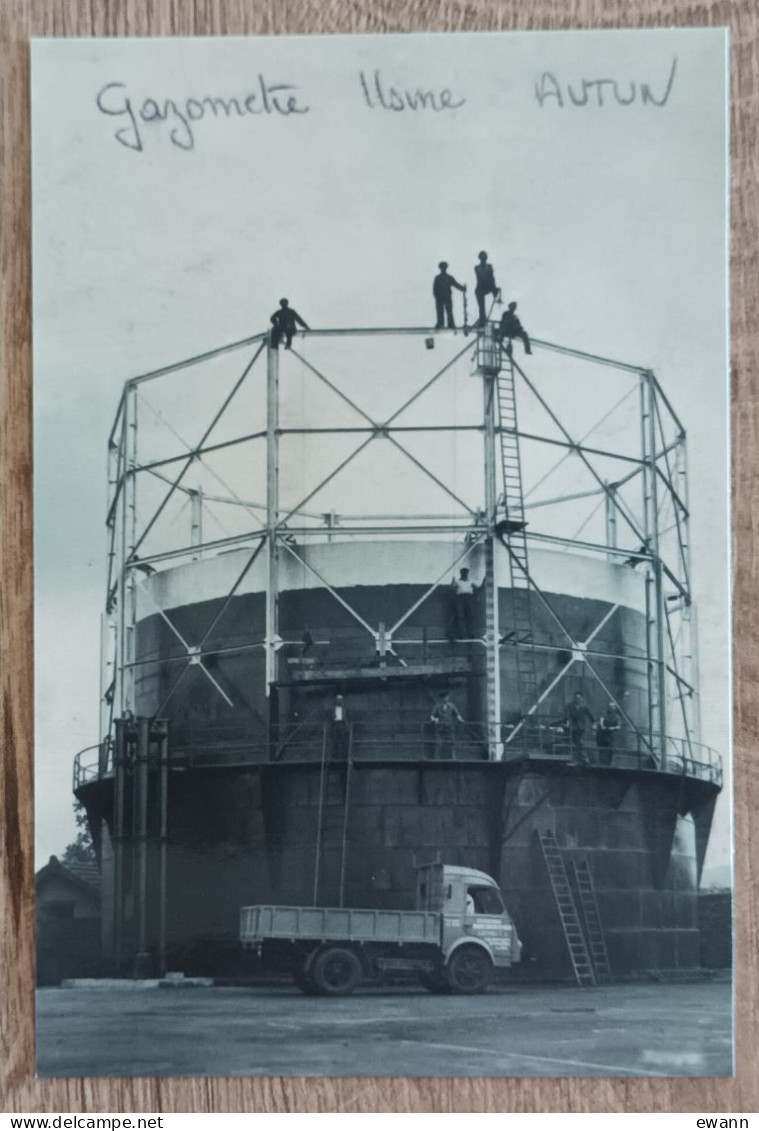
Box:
(337, 726, 354, 907)
(538, 830, 596, 986)
(496, 356, 540, 723)
(571, 858, 612, 983)
(313, 724, 355, 907)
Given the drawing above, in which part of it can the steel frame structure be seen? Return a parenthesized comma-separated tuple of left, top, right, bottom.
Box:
(101, 324, 700, 770)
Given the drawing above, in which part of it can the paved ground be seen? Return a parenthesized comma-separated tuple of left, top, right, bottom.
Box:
(36, 978, 733, 1078)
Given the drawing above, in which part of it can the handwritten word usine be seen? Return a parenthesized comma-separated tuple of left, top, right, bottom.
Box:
(535, 56, 677, 108)
(359, 70, 465, 112)
(95, 77, 310, 152)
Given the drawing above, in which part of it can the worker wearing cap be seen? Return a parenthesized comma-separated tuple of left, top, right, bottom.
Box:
(450, 567, 479, 640)
(433, 262, 466, 330)
(596, 703, 622, 766)
(270, 298, 309, 350)
(562, 692, 595, 765)
(327, 694, 350, 760)
(474, 250, 500, 328)
(498, 301, 532, 356)
(430, 691, 465, 759)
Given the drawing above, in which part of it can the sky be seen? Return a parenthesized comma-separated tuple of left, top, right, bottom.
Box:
(31, 29, 730, 882)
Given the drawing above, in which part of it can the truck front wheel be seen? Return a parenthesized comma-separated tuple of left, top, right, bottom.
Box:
(310, 946, 363, 996)
(445, 946, 493, 993)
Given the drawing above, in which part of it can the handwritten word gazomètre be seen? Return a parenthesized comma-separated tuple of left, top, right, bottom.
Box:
(95, 77, 310, 151)
(535, 56, 678, 108)
(359, 70, 465, 112)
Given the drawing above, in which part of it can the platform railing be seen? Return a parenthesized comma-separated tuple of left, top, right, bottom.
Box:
(74, 718, 722, 786)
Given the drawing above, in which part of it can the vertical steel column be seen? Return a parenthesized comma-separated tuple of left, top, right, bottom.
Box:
(676, 433, 701, 747)
(265, 343, 280, 694)
(134, 716, 151, 975)
(112, 718, 126, 971)
(644, 373, 667, 764)
(605, 482, 618, 561)
(483, 373, 502, 761)
(157, 721, 169, 975)
(190, 487, 204, 560)
(118, 384, 139, 718)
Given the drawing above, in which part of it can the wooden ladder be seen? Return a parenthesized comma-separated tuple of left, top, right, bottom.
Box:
(538, 830, 596, 986)
(571, 857, 612, 983)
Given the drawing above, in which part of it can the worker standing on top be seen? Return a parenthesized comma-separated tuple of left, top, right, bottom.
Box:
(499, 301, 533, 356)
(433, 262, 466, 330)
(270, 298, 309, 350)
(474, 251, 500, 327)
(430, 691, 465, 759)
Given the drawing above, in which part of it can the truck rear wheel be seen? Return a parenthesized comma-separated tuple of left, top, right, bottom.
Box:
(445, 945, 493, 993)
(310, 946, 363, 996)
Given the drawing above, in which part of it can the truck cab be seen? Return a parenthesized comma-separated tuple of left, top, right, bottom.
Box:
(416, 863, 522, 987)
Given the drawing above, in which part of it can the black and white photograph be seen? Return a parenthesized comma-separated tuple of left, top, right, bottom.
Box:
(31, 29, 731, 1078)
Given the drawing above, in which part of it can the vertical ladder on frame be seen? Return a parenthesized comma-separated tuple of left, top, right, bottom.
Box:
(496, 354, 540, 724)
(571, 858, 612, 983)
(538, 830, 596, 986)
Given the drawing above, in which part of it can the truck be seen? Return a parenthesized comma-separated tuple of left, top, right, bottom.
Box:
(239, 863, 521, 996)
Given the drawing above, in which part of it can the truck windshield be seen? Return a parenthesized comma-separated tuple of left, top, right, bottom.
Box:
(467, 886, 504, 915)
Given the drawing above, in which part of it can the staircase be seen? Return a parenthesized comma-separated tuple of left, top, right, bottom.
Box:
(496, 355, 540, 727)
(538, 830, 596, 986)
(571, 858, 612, 983)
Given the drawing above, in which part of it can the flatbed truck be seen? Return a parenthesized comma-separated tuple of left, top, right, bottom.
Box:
(240, 863, 521, 995)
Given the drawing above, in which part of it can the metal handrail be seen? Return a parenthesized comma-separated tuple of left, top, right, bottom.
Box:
(73, 721, 722, 784)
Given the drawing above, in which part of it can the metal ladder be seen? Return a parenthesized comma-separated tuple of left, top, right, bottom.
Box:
(571, 858, 612, 983)
(313, 724, 354, 907)
(496, 356, 540, 723)
(538, 830, 596, 986)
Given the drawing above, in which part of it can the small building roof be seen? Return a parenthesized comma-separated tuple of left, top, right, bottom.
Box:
(36, 855, 100, 895)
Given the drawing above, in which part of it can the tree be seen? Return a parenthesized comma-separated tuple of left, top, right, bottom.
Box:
(61, 801, 96, 865)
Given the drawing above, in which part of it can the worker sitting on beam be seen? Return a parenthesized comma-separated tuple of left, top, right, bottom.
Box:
(498, 301, 533, 356)
(270, 298, 309, 350)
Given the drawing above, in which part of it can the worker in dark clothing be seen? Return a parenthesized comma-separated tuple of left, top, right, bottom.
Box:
(270, 298, 309, 349)
(430, 692, 464, 759)
(596, 703, 622, 766)
(433, 262, 466, 330)
(326, 693, 350, 760)
(562, 692, 595, 765)
(499, 301, 532, 356)
(474, 251, 500, 327)
(449, 567, 479, 640)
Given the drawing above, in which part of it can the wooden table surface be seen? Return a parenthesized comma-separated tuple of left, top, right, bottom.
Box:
(1, 0, 756, 1113)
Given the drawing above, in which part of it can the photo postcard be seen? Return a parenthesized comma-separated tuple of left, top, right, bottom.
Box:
(31, 28, 732, 1077)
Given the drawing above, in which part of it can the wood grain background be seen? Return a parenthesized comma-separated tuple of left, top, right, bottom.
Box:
(1, 0, 756, 1113)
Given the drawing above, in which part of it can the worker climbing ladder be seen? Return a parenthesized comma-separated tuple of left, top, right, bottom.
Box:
(538, 830, 596, 986)
(496, 350, 540, 733)
(571, 858, 612, 983)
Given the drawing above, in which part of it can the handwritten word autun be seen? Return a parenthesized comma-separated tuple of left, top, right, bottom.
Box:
(535, 57, 678, 108)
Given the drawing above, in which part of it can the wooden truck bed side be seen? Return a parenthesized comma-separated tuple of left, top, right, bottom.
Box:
(240, 905, 442, 947)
